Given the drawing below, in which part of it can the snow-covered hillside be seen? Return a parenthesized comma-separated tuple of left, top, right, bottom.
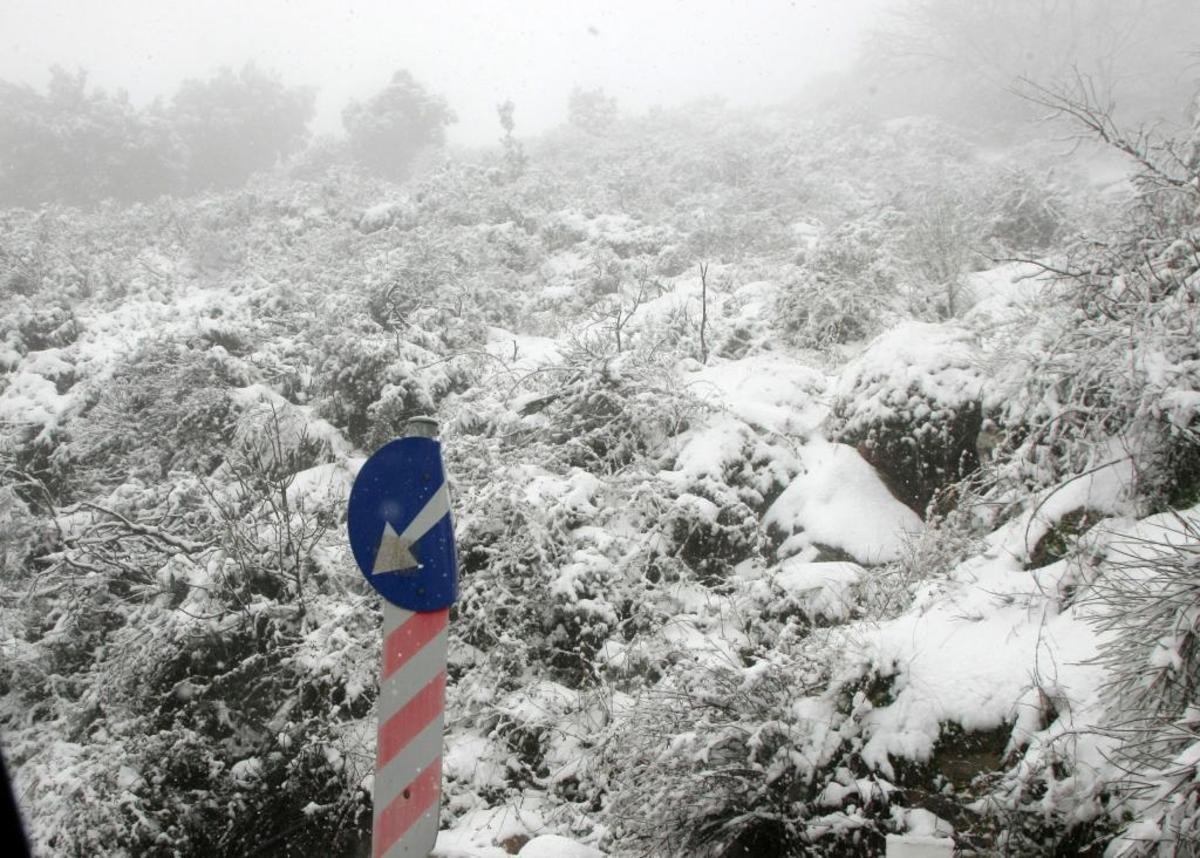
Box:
(2, 100, 1199, 858)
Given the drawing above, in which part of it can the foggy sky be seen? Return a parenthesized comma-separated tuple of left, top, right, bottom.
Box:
(0, 0, 887, 145)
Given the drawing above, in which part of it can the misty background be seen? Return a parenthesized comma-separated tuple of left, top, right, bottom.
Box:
(2, 0, 885, 144)
(2, 0, 1198, 208)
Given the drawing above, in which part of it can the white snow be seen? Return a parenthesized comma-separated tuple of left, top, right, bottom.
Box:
(689, 352, 829, 436)
(485, 326, 563, 368)
(990, 446, 1138, 564)
(766, 440, 924, 564)
(834, 321, 983, 433)
(770, 560, 864, 622)
(855, 552, 1107, 779)
(433, 804, 549, 858)
(518, 834, 605, 858)
(885, 834, 954, 857)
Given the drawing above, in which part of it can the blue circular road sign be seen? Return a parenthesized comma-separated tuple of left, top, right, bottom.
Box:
(347, 437, 458, 612)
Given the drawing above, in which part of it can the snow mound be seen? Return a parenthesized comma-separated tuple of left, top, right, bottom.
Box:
(833, 321, 982, 436)
(771, 560, 863, 622)
(434, 804, 548, 858)
(519, 834, 605, 858)
(856, 552, 1107, 780)
(765, 440, 923, 564)
(690, 352, 829, 436)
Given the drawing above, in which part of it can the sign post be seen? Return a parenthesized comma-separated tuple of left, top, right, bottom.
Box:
(348, 417, 458, 858)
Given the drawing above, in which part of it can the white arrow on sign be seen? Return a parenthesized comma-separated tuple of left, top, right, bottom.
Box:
(372, 483, 451, 576)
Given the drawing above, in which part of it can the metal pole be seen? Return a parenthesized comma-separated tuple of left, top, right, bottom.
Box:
(371, 416, 450, 858)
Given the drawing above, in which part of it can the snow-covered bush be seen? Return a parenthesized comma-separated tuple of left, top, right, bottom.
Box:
(313, 335, 391, 447)
(0, 295, 84, 360)
(776, 271, 887, 351)
(1089, 512, 1200, 855)
(4, 442, 371, 855)
(603, 633, 899, 857)
(186, 222, 247, 275)
(896, 181, 986, 319)
(75, 339, 245, 486)
(776, 213, 902, 349)
(454, 489, 561, 677)
(985, 166, 1069, 254)
(662, 492, 761, 587)
(537, 353, 697, 475)
(984, 242, 1200, 514)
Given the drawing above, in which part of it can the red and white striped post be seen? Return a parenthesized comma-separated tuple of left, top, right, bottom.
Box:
(347, 417, 458, 858)
(373, 601, 449, 857)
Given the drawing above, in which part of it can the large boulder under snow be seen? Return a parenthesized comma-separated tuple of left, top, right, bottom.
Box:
(828, 321, 985, 516)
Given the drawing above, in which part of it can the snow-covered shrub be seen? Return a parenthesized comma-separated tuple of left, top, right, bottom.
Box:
(363, 372, 442, 451)
(776, 214, 901, 349)
(662, 493, 761, 587)
(776, 271, 887, 350)
(4, 300, 82, 353)
(363, 228, 468, 331)
(985, 166, 1068, 254)
(538, 353, 698, 475)
(411, 161, 500, 227)
(655, 242, 692, 276)
(1089, 512, 1200, 855)
(313, 334, 395, 447)
(187, 222, 247, 274)
(127, 719, 369, 857)
(1, 421, 74, 507)
(895, 181, 987, 319)
(478, 221, 544, 274)
(0, 485, 45, 580)
(18, 611, 373, 856)
(75, 339, 243, 485)
(986, 263, 1200, 511)
(828, 322, 985, 516)
(603, 634, 898, 857)
(452, 461, 644, 691)
(979, 82, 1200, 514)
(539, 210, 590, 253)
(567, 87, 618, 137)
(454, 488, 565, 687)
(5, 445, 371, 856)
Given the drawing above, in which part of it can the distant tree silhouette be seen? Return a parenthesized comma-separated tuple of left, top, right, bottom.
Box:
(170, 63, 314, 191)
(0, 67, 181, 207)
(497, 99, 528, 181)
(567, 86, 618, 135)
(342, 70, 455, 180)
